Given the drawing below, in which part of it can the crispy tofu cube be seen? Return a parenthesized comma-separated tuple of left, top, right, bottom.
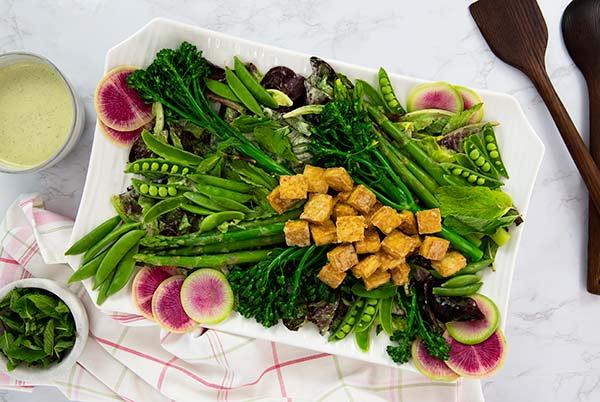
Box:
(410, 235, 422, 254)
(279, 175, 308, 200)
(416, 208, 442, 234)
(266, 186, 297, 214)
(336, 216, 366, 243)
(317, 264, 346, 289)
(354, 229, 381, 254)
(333, 203, 358, 219)
(364, 201, 384, 228)
(336, 191, 352, 203)
(347, 185, 377, 214)
(327, 244, 358, 272)
(324, 167, 354, 192)
(381, 230, 415, 258)
(300, 194, 334, 223)
(431, 251, 467, 277)
(284, 220, 310, 247)
(371, 206, 403, 235)
(419, 236, 450, 260)
(363, 268, 391, 290)
(310, 220, 337, 246)
(303, 165, 329, 193)
(398, 211, 418, 235)
(377, 251, 405, 270)
(390, 262, 411, 285)
(352, 255, 381, 279)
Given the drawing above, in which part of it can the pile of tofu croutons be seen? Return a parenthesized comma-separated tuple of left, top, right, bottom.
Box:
(267, 166, 468, 291)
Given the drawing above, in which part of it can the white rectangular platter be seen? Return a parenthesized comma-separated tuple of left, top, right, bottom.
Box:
(68, 18, 544, 369)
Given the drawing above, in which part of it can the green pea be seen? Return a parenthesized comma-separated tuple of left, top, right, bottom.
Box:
(149, 186, 158, 197)
(489, 150, 499, 159)
(485, 135, 494, 142)
(158, 187, 168, 197)
(139, 183, 149, 194)
(469, 149, 480, 159)
(461, 171, 470, 178)
(133, 164, 140, 172)
(347, 317, 356, 325)
(475, 156, 486, 166)
(168, 187, 177, 196)
(171, 165, 179, 174)
(384, 93, 394, 101)
(486, 143, 497, 151)
(182, 167, 189, 175)
(142, 162, 150, 171)
(389, 100, 400, 107)
(161, 163, 169, 172)
(151, 162, 159, 171)
(482, 163, 491, 172)
(381, 86, 392, 94)
(335, 332, 345, 339)
(452, 168, 463, 176)
(342, 324, 351, 333)
(476, 178, 485, 185)
(467, 175, 477, 183)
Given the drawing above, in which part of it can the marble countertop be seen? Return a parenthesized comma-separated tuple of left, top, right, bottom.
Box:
(1, 0, 598, 401)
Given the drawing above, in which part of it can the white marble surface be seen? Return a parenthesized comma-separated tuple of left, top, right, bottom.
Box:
(0, 0, 598, 401)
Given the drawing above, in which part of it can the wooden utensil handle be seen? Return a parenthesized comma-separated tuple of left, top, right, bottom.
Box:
(531, 70, 600, 212)
(588, 80, 600, 294)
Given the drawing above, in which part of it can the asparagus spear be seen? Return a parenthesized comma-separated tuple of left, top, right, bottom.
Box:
(134, 249, 275, 268)
(159, 234, 285, 256)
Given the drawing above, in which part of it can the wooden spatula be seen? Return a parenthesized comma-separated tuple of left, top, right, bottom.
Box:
(470, 0, 600, 213)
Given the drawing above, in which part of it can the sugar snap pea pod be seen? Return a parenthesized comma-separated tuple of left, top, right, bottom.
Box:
(378, 67, 406, 115)
(195, 184, 252, 203)
(106, 244, 139, 297)
(82, 222, 141, 264)
(225, 67, 264, 116)
(440, 163, 502, 188)
(355, 79, 386, 108)
(181, 203, 214, 216)
(189, 174, 252, 193)
(65, 215, 121, 255)
(96, 270, 114, 306)
(183, 192, 224, 212)
(432, 282, 482, 297)
(132, 178, 186, 199)
(67, 250, 108, 284)
(457, 259, 493, 275)
(355, 298, 380, 332)
(354, 325, 371, 352)
(441, 274, 480, 288)
(351, 282, 397, 299)
(463, 136, 500, 179)
(210, 195, 252, 213)
(143, 197, 184, 224)
(205, 78, 241, 103)
(328, 298, 366, 342)
(199, 211, 246, 233)
(94, 230, 146, 289)
(480, 125, 508, 178)
(141, 130, 203, 166)
(233, 57, 278, 109)
(125, 159, 192, 177)
(379, 297, 394, 336)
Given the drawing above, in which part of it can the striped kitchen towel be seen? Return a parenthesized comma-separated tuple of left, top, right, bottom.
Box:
(0, 194, 485, 402)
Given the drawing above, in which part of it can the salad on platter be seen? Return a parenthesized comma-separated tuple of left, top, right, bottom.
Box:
(66, 41, 519, 380)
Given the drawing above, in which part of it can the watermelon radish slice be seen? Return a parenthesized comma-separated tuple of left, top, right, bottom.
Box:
(132, 266, 177, 320)
(407, 82, 464, 113)
(152, 275, 197, 333)
(446, 294, 500, 345)
(98, 120, 143, 146)
(180, 269, 233, 324)
(95, 66, 153, 131)
(454, 86, 484, 123)
(444, 329, 506, 378)
(412, 338, 459, 382)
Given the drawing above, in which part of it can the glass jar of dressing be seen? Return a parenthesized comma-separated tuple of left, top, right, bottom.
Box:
(0, 53, 85, 173)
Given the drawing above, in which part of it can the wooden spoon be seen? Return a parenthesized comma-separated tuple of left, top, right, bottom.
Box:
(470, 0, 600, 214)
(562, 0, 600, 294)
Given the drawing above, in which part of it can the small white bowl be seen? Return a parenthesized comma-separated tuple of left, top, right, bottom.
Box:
(0, 279, 88, 382)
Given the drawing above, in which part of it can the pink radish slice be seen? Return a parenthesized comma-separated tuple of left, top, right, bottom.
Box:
(132, 266, 177, 320)
(180, 269, 233, 324)
(94, 66, 153, 131)
(98, 120, 143, 146)
(152, 275, 197, 333)
(444, 329, 506, 378)
(446, 294, 500, 345)
(406, 82, 464, 113)
(412, 338, 459, 381)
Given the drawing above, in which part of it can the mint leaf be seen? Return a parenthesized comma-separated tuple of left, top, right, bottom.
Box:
(22, 339, 42, 351)
(55, 301, 69, 314)
(43, 320, 54, 355)
(26, 294, 58, 318)
(54, 340, 74, 353)
(0, 315, 23, 332)
(0, 332, 14, 351)
(253, 126, 299, 163)
(442, 104, 483, 134)
(3, 347, 46, 363)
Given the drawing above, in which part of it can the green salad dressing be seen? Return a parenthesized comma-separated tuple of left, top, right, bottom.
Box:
(0, 61, 74, 169)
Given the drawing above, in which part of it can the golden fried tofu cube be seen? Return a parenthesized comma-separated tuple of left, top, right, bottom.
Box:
(279, 175, 308, 200)
(336, 191, 352, 203)
(347, 185, 377, 214)
(300, 194, 334, 224)
(333, 203, 358, 219)
(352, 255, 381, 279)
(363, 268, 391, 290)
(419, 236, 450, 260)
(376, 251, 405, 270)
(416, 208, 442, 234)
(303, 165, 329, 194)
(431, 251, 467, 277)
(390, 262, 411, 285)
(309, 220, 337, 246)
(354, 229, 381, 254)
(336, 216, 366, 243)
(327, 244, 358, 272)
(371, 206, 403, 235)
(324, 167, 354, 192)
(410, 235, 422, 253)
(317, 264, 346, 289)
(364, 201, 384, 228)
(398, 211, 418, 235)
(266, 186, 298, 214)
(381, 230, 415, 258)
(284, 220, 310, 247)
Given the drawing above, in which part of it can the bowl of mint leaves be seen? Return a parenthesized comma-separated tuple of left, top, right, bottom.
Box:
(0, 278, 88, 381)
